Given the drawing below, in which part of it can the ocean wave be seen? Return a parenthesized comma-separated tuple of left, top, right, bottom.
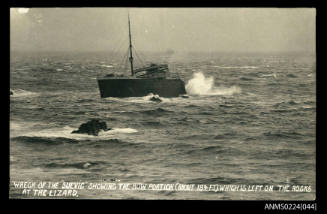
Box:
(214, 133, 235, 140)
(271, 108, 296, 113)
(240, 76, 254, 81)
(106, 96, 152, 104)
(212, 65, 258, 69)
(107, 128, 138, 134)
(10, 122, 26, 130)
(177, 134, 217, 141)
(185, 145, 223, 155)
(187, 176, 255, 185)
(141, 121, 163, 127)
(10, 121, 52, 138)
(184, 104, 199, 108)
(138, 108, 172, 116)
(11, 136, 79, 145)
(287, 73, 297, 78)
(272, 149, 311, 159)
(76, 98, 95, 103)
(303, 100, 315, 105)
(263, 130, 305, 140)
(260, 73, 278, 79)
(11, 125, 138, 141)
(11, 135, 140, 150)
(15, 67, 32, 71)
(107, 93, 173, 104)
(99, 64, 114, 68)
(10, 89, 39, 98)
(288, 100, 298, 105)
(300, 105, 315, 111)
(43, 161, 107, 169)
(90, 139, 143, 149)
(219, 104, 234, 108)
(273, 100, 299, 108)
(185, 72, 241, 96)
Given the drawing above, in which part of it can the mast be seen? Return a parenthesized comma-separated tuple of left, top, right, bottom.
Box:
(128, 13, 134, 76)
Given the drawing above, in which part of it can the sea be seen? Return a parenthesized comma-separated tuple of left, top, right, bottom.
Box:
(9, 51, 316, 200)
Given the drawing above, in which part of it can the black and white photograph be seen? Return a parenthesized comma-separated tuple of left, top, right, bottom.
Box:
(9, 7, 316, 201)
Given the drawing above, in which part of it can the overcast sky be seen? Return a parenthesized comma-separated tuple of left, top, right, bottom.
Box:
(10, 8, 316, 53)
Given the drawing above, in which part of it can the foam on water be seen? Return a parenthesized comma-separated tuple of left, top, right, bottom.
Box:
(11, 125, 138, 141)
(186, 72, 241, 96)
(10, 121, 50, 138)
(106, 97, 150, 104)
(260, 73, 278, 79)
(16, 67, 32, 71)
(143, 93, 174, 103)
(10, 89, 39, 98)
(105, 128, 138, 134)
(106, 93, 172, 104)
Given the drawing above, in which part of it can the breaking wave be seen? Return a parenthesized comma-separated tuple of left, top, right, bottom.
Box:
(108, 93, 172, 103)
(138, 107, 172, 116)
(108, 128, 138, 134)
(185, 72, 241, 96)
(10, 89, 39, 98)
(10, 125, 138, 141)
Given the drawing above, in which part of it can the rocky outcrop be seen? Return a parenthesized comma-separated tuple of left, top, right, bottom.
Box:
(149, 94, 162, 103)
(10, 90, 13, 96)
(71, 119, 111, 136)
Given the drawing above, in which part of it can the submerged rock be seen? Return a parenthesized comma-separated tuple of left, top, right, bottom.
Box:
(10, 90, 13, 96)
(181, 95, 189, 98)
(149, 95, 162, 103)
(71, 119, 111, 136)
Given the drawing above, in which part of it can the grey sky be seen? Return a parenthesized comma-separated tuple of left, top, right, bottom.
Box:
(10, 8, 316, 53)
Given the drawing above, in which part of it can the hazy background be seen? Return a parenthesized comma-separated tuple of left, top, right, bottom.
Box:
(10, 8, 316, 54)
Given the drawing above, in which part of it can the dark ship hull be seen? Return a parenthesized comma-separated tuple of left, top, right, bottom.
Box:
(97, 15, 186, 98)
(97, 78, 186, 98)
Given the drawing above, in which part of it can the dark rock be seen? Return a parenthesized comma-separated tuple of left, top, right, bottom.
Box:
(149, 95, 162, 103)
(10, 90, 13, 95)
(71, 119, 111, 136)
(181, 95, 189, 98)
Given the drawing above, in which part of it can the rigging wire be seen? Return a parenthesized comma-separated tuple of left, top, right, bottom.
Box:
(124, 47, 130, 71)
(110, 36, 127, 63)
(107, 23, 128, 64)
(124, 53, 129, 71)
(111, 34, 125, 54)
(134, 46, 149, 64)
(124, 48, 129, 70)
(105, 16, 153, 74)
(118, 47, 130, 71)
(132, 46, 146, 68)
